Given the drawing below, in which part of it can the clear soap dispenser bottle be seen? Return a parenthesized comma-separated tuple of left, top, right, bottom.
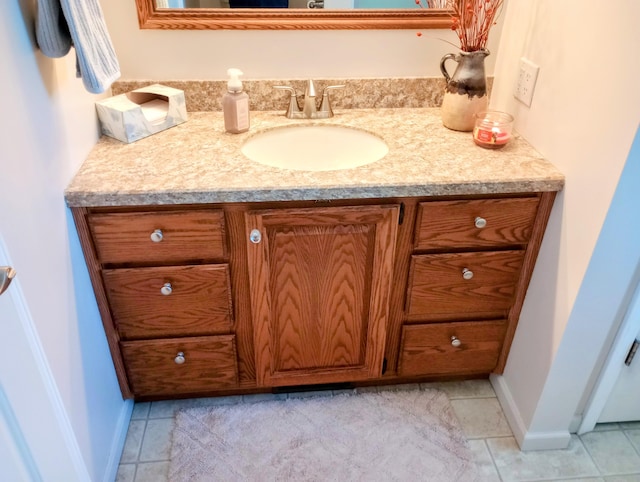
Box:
(223, 68, 250, 134)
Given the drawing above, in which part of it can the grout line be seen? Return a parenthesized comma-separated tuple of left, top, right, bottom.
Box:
(478, 437, 505, 482)
(136, 419, 149, 465)
(575, 432, 604, 477)
(622, 429, 640, 458)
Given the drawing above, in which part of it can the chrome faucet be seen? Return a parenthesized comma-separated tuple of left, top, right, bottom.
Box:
(273, 80, 345, 119)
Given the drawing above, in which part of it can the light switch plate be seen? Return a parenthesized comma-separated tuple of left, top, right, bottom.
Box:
(514, 57, 539, 107)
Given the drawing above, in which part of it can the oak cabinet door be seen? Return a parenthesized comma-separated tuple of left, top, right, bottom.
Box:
(246, 205, 399, 387)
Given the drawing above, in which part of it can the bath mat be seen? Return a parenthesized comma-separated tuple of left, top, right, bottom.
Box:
(169, 389, 478, 481)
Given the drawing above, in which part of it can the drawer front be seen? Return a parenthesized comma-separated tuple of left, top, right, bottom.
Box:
(121, 335, 238, 396)
(103, 264, 233, 340)
(89, 210, 227, 265)
(414, 197, 539, 250)
(407, 251, 525, 317)
(399, 321, 506, 376)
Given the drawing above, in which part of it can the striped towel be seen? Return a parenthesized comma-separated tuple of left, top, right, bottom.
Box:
(35, 0, 120, 94)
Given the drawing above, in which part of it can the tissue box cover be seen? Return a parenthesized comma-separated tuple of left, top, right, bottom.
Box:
(96, 84, 188, 143)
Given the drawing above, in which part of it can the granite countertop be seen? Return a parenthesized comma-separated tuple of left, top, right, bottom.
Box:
(64, 108, 564, 207)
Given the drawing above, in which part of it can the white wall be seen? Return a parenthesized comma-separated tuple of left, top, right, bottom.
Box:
(101, 0, 502, 80)
(489, 0, 640, 448)
(0, 1, 130, 480)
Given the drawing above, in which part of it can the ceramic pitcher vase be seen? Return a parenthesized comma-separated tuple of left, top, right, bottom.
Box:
(440, 49, 489, 132)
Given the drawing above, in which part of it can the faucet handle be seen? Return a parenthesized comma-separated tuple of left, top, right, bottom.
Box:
(319, 84, 345, 115)
(273, 85, 301, 118)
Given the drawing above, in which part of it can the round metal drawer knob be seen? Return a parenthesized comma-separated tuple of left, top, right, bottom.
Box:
(451, 336, 462, 348)
(462, 268, 474, 280)
(174, 352, 186, 365)
(150, 229, 164, 243)
(249, 229, 262, 244)
(160, 282, 172, 296)
(474, 217, 487, 229)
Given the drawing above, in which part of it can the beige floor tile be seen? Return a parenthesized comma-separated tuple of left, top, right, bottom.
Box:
(120, 420, 146, 463)
(115, 464, 136, 482)
(550, 479, 605, 482)
(487, 435, 599, 481)
(627, 430, 640, 453)
(581, 430, 640, 475)
(242, 392, 288, 403)
(148, 395, 243, 418)
(139, 418, 173, 462)
(134, 461, 169, 482)
(131, 402, 150, 420)
(424, 379, 495, 399)
(377, 383, 422, 392)
(604, 475, 640, 481)
(450, 398, 512, 439)
(594, 422, 622, 431)
(286, 389, 334, 399)
(467, 439, 500, 481)
(549, 479, 605, 482)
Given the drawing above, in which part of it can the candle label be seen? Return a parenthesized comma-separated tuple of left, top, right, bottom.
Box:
(474, 126, 509, 145)
(475, 127, 497, 143)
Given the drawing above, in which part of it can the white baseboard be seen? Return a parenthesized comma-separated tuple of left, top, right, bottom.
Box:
(490, 374, 571, 451)
(102, 399, 134, 482)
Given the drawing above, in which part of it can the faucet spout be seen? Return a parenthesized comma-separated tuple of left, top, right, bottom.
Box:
(303, 79, 317, 118)
(273, 80, 343, 119)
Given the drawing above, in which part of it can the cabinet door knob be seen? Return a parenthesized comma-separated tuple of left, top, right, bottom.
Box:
(249, 229, 262, 244)
(474, 217, 487, 229)
(174, 352, 186, 364)
(462, 268, 474, 280)
(150, 229, 164, 242)
(451, 336, 462, 347)
(160, 282, 172, 296)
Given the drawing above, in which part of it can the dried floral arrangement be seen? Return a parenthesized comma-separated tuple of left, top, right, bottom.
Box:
(418, 0, 505, 52)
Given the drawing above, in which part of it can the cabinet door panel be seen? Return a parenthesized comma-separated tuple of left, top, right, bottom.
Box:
(247, 205, 398, 387)
(103, 264, 233, 340)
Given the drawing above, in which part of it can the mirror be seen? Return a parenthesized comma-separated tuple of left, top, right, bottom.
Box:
(135, 0, 453, 30)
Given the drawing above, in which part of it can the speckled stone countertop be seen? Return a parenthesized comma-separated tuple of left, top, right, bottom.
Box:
(65, 108, 564, 207)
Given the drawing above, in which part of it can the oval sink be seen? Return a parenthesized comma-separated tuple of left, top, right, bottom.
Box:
(241, 125, 388, 172)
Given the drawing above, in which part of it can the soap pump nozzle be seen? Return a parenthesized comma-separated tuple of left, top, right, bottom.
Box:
(227, 68, 244, 93)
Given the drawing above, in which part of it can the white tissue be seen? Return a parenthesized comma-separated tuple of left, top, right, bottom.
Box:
(140, 99, 169, 125)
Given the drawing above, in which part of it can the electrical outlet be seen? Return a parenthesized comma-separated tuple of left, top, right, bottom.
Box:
(514, 57, 539, 107)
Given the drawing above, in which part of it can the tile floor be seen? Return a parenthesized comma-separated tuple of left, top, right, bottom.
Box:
(116, 380, 640, 482)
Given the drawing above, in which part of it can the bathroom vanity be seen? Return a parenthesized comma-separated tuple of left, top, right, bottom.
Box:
(66, 108, 564, 400)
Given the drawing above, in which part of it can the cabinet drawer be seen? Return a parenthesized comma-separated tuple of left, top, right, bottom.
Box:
(399, 321, 506, 377)
(407, 251, 525, 317)
(89, 210, 227, 265)
(414, 198, 539, 250)
(121, 335, 238, 397)
(103, 264, 233, 340)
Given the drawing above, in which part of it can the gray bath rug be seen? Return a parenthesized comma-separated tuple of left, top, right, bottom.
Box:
(169, 389, 478, 481)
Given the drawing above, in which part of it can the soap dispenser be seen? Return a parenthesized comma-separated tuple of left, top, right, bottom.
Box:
(222, 68, 250, 134)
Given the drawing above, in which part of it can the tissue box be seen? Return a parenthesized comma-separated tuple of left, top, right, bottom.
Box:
(96, 84, 188, 143)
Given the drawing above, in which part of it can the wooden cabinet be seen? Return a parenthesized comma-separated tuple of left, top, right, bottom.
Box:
(246, 205, 398, 387)
(72, 192, 555, 400)
(397, 194, 555, 377)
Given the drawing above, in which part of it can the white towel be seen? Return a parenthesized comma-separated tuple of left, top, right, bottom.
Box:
(35, 0, 120, 94)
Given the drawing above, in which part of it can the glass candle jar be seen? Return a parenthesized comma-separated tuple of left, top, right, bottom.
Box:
(473, 110, 514, 149)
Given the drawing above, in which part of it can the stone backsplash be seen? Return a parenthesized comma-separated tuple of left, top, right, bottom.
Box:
(111, 78, 493, 112)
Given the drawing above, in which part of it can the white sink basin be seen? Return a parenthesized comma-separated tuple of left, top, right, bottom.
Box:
(241, 125, 388, 172)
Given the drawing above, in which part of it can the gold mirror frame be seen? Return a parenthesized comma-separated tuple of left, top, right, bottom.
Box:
(135, 0, 453, 30)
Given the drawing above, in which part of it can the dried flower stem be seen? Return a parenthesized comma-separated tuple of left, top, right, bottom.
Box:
(417, 0, 504, 52)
